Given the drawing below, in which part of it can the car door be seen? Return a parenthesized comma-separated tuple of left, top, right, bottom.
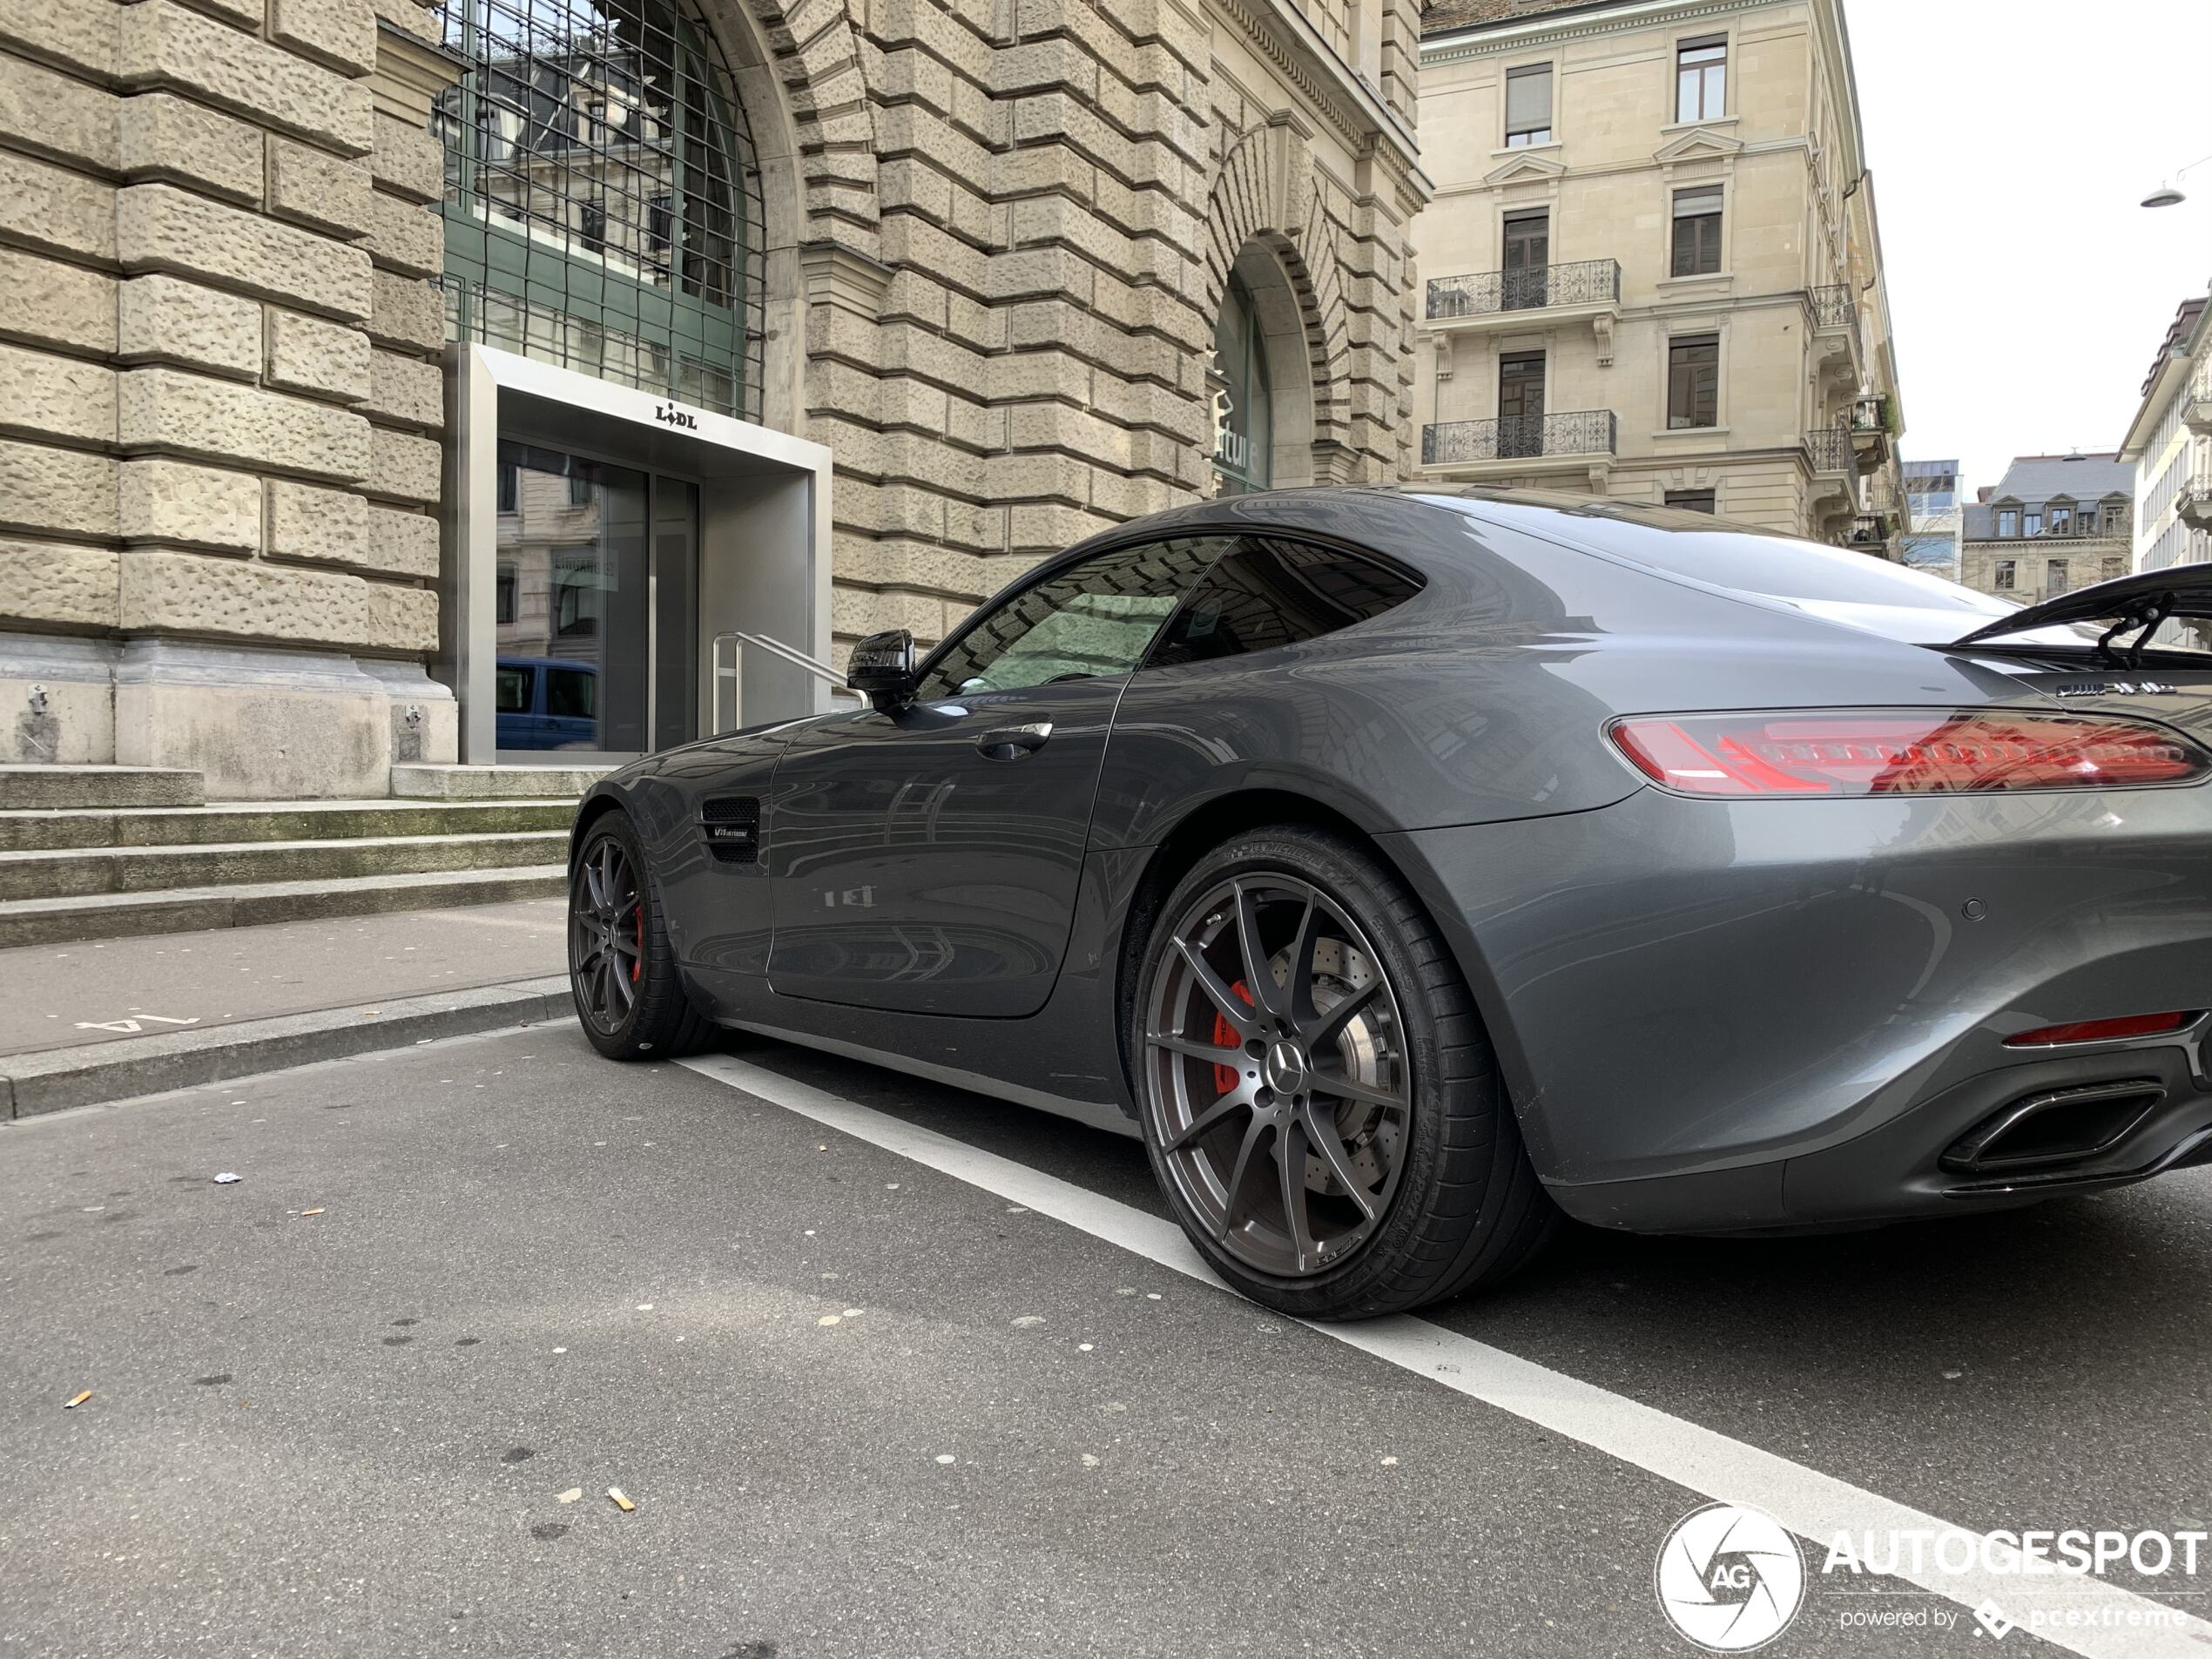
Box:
(496, 661, 542, 749)
(766, 536, 1232, 1016)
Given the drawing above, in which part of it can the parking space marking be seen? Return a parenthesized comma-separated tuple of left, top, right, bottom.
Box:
(684, 1050, 2209, 1659)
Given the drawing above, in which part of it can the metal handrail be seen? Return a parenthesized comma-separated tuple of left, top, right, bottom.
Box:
(711, 631, 856, 735)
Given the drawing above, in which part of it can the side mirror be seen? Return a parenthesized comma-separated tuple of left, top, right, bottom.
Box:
(846, 628, 918, 711)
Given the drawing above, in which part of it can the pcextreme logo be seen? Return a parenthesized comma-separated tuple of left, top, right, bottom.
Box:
(1655, 1502, 1807, 1652)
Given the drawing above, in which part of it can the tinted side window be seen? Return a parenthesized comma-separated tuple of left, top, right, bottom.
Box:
(917, 537, 1231, 698)
(1144, 538, 1422, 670)
(547, 668, 597, 719)
(496, 666, 533, 712)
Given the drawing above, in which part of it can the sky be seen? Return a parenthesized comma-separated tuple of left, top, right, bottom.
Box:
(1844, 0, 2212, 493)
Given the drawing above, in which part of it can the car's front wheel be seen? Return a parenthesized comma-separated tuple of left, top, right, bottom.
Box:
(1130, 826, 1554, 1318)
(569, 812, 716, 1061)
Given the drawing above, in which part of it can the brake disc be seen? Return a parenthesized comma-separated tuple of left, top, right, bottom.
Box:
(1269, 939, 1399, 1197)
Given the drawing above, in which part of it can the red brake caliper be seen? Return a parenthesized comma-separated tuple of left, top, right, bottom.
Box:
(1211, 981, 1256, 1096)
(631, 907, 644, 982)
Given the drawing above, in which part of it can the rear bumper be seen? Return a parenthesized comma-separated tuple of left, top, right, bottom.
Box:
(1386, 783, 2212, 1232)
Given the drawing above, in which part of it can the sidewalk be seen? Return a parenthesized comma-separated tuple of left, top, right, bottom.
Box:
(0, 899, 576, 1118)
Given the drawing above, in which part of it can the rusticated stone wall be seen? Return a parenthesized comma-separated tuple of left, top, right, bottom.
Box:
(0, 0, 452, 794)
(0, 0, 1428, 790)
(721, 0, 1428, 658)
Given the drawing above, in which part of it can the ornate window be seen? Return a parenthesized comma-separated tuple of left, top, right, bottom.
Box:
(434, 0, 764, 420)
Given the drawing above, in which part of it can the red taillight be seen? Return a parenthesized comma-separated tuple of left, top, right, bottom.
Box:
(2006, 1011, 2198, 1047)
(1608, 711, 2210, 797)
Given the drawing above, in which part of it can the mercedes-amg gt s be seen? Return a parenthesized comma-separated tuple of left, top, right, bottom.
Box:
(567, 487, 2212, 1318)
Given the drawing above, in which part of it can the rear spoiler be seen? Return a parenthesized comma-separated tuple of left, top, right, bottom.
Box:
(1951, 566, 2212, 656)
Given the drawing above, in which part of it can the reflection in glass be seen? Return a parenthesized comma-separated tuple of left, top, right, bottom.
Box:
(434, 0, 762, 419)
(495, 441, 651, 752)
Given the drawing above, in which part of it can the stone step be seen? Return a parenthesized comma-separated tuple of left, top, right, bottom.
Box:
(0, 830, 572, 902)
(392, 764, 610, 800)
(0, 797, 578, 853)
(0, 765, 206, 810)
(0, 865, 570, 948)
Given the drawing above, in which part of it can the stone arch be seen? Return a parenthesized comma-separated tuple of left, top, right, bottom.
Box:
(1202, 118, 1355, 486)
(691, 0, 881, 438)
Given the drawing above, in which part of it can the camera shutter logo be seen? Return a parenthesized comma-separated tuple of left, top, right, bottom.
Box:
(1655, 1502, 1805, 1652)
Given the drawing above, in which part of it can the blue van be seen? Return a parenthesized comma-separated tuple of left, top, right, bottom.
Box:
(496, 657, 599, 750)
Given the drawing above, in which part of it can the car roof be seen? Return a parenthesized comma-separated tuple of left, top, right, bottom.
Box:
(1038, 483, 1791, 582)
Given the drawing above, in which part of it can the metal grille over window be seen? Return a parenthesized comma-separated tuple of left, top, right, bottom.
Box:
(434, 0, 765, 421)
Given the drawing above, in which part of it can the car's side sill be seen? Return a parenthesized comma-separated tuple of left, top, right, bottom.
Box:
(721, 1017, 1143, 1140)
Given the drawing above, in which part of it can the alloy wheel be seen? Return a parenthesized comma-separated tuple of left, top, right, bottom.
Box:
(570, 836, 644, 1035)
(1141, 873, 1412, 1278)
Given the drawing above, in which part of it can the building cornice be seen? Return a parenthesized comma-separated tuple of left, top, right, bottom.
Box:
(1420, 0, 1867, 180)
(1216, 0, 1420, 170)
(2119, 304, 2210, 460)
(1423, 0, 1771, 63)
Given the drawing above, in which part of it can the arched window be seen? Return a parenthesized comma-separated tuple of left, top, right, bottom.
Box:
(1210, 271, 1273, 495)
(435, 0, 764, 420)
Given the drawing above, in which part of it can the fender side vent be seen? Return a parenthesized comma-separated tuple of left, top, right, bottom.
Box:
(1941, 1080, 2163, 1173)
(700, 796, 760, 865)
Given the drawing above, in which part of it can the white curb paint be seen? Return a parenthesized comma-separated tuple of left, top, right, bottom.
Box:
(681, 1050, 2209, 1659)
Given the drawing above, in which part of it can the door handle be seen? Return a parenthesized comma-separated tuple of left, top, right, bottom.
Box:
(975, 721, 1052, 760)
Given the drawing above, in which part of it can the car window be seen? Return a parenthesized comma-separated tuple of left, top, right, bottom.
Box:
(918, 537, 1231, 698)
(547, 668, 597, 719)
(496, 666, 532, 713)
(1143, 537, 1423, 670)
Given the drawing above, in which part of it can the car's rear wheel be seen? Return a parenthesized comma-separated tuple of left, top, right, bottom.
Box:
(569, 812, 716, 1061)
(1131, 826, 1555, 1318)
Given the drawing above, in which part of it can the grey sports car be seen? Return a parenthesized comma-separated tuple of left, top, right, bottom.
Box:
(568, 486, 2212, 1318)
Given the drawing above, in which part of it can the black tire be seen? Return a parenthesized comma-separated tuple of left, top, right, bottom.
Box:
(1129, 826, 1555, 1318)
(569, 811, 718, 1061)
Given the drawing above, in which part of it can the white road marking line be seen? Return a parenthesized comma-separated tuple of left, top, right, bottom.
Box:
(681, 1051, 2209, 1659)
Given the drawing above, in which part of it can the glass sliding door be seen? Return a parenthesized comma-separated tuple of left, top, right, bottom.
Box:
(494, 439, 697, 759)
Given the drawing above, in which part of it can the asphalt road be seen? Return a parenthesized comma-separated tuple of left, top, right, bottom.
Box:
(4, 1023, 2209, 1658)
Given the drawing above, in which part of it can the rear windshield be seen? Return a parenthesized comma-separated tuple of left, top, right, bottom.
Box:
(1417, 491, 2207, 653)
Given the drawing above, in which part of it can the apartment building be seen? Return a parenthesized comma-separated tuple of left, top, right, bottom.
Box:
(1957, 454, 2134, 604)
(2119, 294, 2212, 581)
(1412, 0, 1906, 550)
(1898, 456, 1960, 580)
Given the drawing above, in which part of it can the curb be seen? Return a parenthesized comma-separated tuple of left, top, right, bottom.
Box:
(0, 976, 577, 1119)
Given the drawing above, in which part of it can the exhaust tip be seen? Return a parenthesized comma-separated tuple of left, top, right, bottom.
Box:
(1942, 1081, 2164, 1175)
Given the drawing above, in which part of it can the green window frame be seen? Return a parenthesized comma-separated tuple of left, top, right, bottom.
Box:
(435, 0, 763, 421)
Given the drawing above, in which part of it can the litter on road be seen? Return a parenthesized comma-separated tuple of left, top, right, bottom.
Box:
(607, 1487, 635, 1513)
(556, 1488, 582, 1504)
(213, 1173, 241, 1184)
(63, 1390, 91, 1409)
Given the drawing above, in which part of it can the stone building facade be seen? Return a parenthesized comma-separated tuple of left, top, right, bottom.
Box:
(1409, 0, 1905, 550)
(1956, 454, 2134, 606)
(0, 0, 1429, 797)
(2120, 293, 2212, 583)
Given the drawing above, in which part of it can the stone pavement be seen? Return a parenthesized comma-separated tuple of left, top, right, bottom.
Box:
(0, 896, 564, 1059)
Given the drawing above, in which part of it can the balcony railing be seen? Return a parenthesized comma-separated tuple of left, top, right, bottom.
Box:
(1804, 425, 1851, 473)
(1422, 410, 1619, 468)
(1426, 260, 1622, 322)
(1849, 394, 1891, 435)
(1844, 513, 1894, 550)
(1809, 284, 1855, 331)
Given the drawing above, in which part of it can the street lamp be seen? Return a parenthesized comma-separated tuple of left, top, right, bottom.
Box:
(2141, 153, 2212, 208)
